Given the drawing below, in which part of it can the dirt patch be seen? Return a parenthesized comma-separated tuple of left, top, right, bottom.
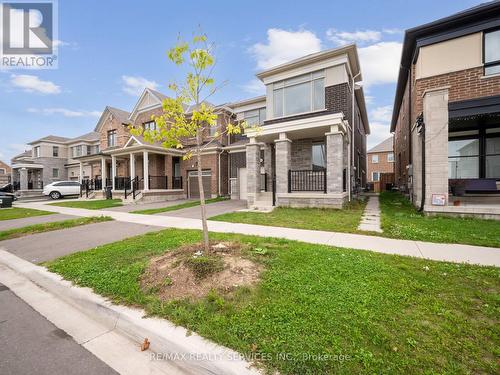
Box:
(141, 241, 263, 300)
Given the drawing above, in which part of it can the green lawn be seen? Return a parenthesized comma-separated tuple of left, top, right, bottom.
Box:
(0, 216, 112, 241)
(380, 191, 500, 248)
(131, 197, 228, 215)
(46, 229, 499, 374)
(50, 199, 123, 210)
(211, 200, 366, 233)
(0, 207, 54, 221)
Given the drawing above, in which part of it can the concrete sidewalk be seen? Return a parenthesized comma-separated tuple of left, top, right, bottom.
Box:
(0, 213, 76, 231)
(15, 201, 500, 267)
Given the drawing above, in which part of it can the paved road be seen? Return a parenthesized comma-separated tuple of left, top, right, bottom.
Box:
(0, 214, 77, 231)
(156, 199, 247, 219)
(0, 282, 117, 375)
(0, 221, 162, 263)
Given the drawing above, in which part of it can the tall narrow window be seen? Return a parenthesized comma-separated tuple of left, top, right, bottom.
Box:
(33, 146, 40, 158)
(486, 136, 500, 178)
(143, 121, 156, 131)
(484, 29, 500, 76)
(52, 146, 59, 157)
(312, 142, 326, 170)
(107, 130, 117, 147)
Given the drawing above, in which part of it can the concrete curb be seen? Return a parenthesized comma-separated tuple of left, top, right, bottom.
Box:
(0, 250, 260, 375)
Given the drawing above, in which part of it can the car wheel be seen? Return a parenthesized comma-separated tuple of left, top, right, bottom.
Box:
(50, 191, 61, 200)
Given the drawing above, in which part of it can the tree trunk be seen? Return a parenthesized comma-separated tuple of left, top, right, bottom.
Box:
(196, 129, 210, 252)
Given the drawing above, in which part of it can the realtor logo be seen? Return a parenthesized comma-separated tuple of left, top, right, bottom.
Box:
(1, 1, 58, 69)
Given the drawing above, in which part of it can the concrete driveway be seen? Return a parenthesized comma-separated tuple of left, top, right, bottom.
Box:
(0, 221, 162, 263)
(157, 199, 247, 219)
(104, 199, 191, 213)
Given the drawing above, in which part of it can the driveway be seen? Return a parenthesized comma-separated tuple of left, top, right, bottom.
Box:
(157, 199, 247, 219)
(0, 221, 161, 263)
(0, 283, 117, 375)
(0, 214, 77, 231)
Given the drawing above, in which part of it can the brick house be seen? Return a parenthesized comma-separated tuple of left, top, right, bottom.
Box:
(12, 45, 369, 207)
(0, 160, 11, 185)
(391, 1, 500, 219)
(367, 137, 394, 192)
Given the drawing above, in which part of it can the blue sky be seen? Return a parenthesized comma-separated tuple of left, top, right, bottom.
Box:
(0, 0, 483, 162)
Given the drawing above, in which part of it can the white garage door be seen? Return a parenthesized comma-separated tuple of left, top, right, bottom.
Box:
(239, 168, 247, 200)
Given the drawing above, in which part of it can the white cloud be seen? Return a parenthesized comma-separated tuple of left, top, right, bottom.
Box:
(241, 78, 265, 95)
(27, 108, 101, 118)
(326, 29, 381, 46)
(249, 28, 322, 70)
(368, 121, 392, 149)
(10, 74, 61, 94)
(370, 105, 393, 123)
(358, 41, 402, 87)
(122, 75, 159, 96)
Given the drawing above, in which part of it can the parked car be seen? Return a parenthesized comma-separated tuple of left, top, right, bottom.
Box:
(43, 181, 81, 199)
(0, 191, 17, 202)
(0, 183, 13, 193)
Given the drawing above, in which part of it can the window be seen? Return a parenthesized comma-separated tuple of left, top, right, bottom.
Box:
(209, 123, 218, 136)
(484, 29, 500, 76)
(52, 168, 59, 178)
(143, 121, 156, 131)
(312, 142, 326, 170)
(372, 172, 380, 182)
(387, 153, 394, 162)
(244, 108, 266, 126)
(273, 70, 325, 118)
(52, 146, 59, 157)
(371, 154, 379, 163)
(107, 130, 117, 147)
(33, 146, 40, 158)
(486, 136, 500, 178)
(72, 145, 83, 158)
(448, 138, 480, 178)
(0, 168, 5, 174)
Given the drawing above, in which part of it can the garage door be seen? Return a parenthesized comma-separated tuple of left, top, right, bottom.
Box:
(188, 170, 212, 198)
(238, 168, 247, 200)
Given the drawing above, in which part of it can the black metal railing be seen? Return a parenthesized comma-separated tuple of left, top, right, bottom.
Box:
(288, 169, 326, 193)
(27, 181, 43, 190)
(148, 175, 168, 190)
(80, 178, 102, 198)
(114, 177, 131, 190)
(13, 181, 20, 191)
(133, 177, 142, 199)
(260, 173, 268, 192)
(105, 178, 112, 188)
(172, 176, 183, 189)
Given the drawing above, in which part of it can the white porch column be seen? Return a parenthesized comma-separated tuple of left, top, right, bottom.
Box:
(130, 153, 136, 179)
(79, 161, 84, 182)
(246, 137, 261, 207)
(274, 132, 291, 195)
(143, 151, 149, 191)
(111, 155, 116, 190)
(101, 157, 107, 191)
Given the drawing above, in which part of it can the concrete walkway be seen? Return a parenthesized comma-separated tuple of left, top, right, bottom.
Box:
(0, 213, 76, 231)
(157, 199, 247, 219)
(358, 196, 382, 233)
(14, 201, 500, 267)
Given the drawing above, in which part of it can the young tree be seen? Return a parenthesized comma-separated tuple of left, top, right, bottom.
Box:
(131, 34, 256, 252)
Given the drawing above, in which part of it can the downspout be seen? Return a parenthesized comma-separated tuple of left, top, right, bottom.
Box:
(350, 72, 361, 201)
(408, 67, 413, 202)
(217, 149, 224, 197)
(417, 115, 425, 212)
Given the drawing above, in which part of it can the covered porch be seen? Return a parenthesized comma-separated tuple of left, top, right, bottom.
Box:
(245, 113, 350, 209)
(11, 163, 44, 192)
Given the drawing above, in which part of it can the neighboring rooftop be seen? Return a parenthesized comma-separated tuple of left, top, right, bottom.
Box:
(68, 131, 101, 143)
(12, 150, 32, 160)
(27, 135, 72, 145)
(368, 137, 394, 153)
(107, 106, 131, 124)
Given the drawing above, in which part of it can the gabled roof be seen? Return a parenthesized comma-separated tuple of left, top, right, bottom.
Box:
(12, 150, 32, 160)
(368, 137, 393, 153)
(390, 1, 500, 132)
(94, 106, 130, 132)
(129, 88, 168, 121)
(68, 132, 100, 143)
(28, 135, 71, 145)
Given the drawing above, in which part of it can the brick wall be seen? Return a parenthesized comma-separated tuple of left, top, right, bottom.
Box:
(367, 151, 395, 182)
(0, 160, 11, 174)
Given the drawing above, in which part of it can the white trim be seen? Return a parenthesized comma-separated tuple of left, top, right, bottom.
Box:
(124, 135, 144, 148)
(129, 88, 163, 122)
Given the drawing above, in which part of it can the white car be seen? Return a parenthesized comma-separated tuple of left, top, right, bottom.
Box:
(43, 181, 81, 199)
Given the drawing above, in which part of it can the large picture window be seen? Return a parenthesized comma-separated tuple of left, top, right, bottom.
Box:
(273, 70, 325, 118)
(484, 29, 500, 76)
(486, 135, 500, 178)
(244, 108, 266, 126)
(448, 138, 480, 178)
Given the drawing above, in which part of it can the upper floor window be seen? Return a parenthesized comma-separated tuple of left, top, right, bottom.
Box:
(33, 146, 40, 158)
(387, 153, 394, 162)
(53, 146, 59, 157)
(244, 108, 266, 126)
(484, 29, 500, 76)
(209, 124, 218, 136)
(371, 155, 379, 163)
(0, 168, 5, 174)
(273, 70, 325, 118)
(143, 121, 156, 131)
(107, 130, 117, 147)
(72, 145, 82, 158)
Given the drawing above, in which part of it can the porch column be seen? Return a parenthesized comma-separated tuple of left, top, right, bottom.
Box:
(275, 132, 291, 195)
(19, 168, 28, 190)
(423, 88, 449, 207)
(79, 161, 84, 182)
(111, 155, 116, 190)
(101, 157, 107, 191)
(263, 144, 273, 192)
(246, 138, 260, 206)
(143, 151, 149, 191)
(326, 126, 345, 193)
(130, 153, 136, 179)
